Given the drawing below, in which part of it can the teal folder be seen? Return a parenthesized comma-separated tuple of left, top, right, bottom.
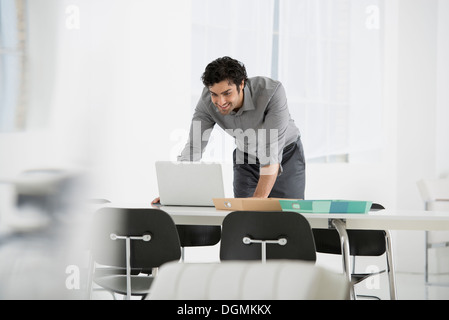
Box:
(278, 200, 372, 214)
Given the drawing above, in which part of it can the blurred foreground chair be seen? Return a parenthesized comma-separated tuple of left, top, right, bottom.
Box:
(5, 168, 85, 232)
(312, 203, 396, 300)
(88, 207, 181, 299)
(417, 178, 449, 287)
(220, 211, 316, 263)
(147, 260, 349, 300)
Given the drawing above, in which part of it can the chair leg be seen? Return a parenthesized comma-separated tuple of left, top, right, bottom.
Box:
(86, 252, 96, 300)
(125, 237, 132, 300)
(86, 255, 92, 300)
(425, 231, 430, 285)
(349, 232, 397, 300)
(384, 230, 397, 300)
(424, 237, 449, 288)
(181, 247, 185, 262)
(331, 219, 355, 300)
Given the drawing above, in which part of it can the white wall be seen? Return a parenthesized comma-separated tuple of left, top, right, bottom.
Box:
(436, 0, 449, 178)
(62, 0, 193, 203)
(1, 0, 448, 273)
(305, 0, 449, 274)
(394, 0, 448, 273)
(1, 0, 192, 203)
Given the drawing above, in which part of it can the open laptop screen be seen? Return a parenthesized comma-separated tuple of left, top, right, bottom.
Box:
(155, 161, 225, 207)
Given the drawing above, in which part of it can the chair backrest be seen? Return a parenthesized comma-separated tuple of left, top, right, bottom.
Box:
(417, 178, 449, 211)
(90, 207, 181, 269)
(220, 211, 316, 262)
(313, 229, 387, 256)
(176, 225, 221, 247)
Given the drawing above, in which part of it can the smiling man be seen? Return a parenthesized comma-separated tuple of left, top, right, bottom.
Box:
(178, 56, 306, 200)
(209, 79, 244, 116)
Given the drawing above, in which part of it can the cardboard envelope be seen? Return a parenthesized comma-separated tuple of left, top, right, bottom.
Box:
(213, 198, 297, 211)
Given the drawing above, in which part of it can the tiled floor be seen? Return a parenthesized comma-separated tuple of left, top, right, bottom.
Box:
(397, 274, 449, 300)
(353, 272, 449, 300)
(312, 252, 449, 300)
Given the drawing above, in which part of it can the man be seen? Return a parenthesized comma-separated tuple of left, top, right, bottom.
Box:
(153, 56, 305, 203)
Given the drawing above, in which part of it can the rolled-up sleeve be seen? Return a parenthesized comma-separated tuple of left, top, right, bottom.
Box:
(257, 83, 290, 167)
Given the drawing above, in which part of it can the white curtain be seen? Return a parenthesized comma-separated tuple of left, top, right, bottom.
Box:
(191, 0, 274, 94)
(278, 0, 384, 161)
(0, 0, 26, 132)
(190, 0, 275, 162)
(191, 0, 384, 163)
(189, 0, 385, 163)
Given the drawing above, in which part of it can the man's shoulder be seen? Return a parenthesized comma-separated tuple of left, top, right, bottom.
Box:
(196, 86, 213, 109)
(248, 76, 282, 93)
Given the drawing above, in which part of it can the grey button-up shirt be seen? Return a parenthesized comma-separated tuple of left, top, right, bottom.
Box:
(178, 76, 300, 167)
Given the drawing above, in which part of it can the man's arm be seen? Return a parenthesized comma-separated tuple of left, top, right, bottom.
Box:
(178, 93, 215, 162)
(251, 83, 285, 198)
(252, 163, 280, 198)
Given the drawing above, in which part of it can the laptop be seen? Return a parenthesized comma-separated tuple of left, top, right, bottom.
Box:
(155, 161, 225, 206)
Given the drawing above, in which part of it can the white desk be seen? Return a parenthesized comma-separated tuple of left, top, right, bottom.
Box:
(159, 205, 449, 231)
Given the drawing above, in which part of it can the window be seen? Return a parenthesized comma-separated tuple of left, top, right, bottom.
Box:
(0, 0, 27, 132)
(190, 0, 275, 162)
(191, 0, 384, 163)
(278, 0, 384, 162)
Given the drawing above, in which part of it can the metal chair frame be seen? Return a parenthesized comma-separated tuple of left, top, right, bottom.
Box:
(313, 205, 397, 300)
(109, 233, 151, 300)
(424, 200, 449, 288)
(242, 236, 287, 263)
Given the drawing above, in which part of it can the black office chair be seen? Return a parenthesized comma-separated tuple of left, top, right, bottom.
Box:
(220, 211, 316, 263)
(312, 203, 396, 300)
(88, 207, 181, 300)
(176, 225, 221, 261)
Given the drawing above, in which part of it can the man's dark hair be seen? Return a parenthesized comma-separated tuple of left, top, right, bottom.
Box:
(201, 56, 248, 92)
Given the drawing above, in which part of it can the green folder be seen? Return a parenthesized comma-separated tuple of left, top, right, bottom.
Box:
(278, 200, 372, 214)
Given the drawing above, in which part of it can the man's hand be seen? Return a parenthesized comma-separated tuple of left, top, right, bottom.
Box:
(151, 197, 161, 207)
(252, 163, 280, 198)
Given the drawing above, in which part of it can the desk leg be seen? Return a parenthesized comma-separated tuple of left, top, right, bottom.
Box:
(331, 219, 355, 300)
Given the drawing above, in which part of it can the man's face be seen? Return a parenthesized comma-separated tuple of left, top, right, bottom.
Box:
(209, 80, 244, 115)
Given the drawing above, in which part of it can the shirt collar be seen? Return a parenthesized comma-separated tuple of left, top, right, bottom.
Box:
(231, 85, 255, 116)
